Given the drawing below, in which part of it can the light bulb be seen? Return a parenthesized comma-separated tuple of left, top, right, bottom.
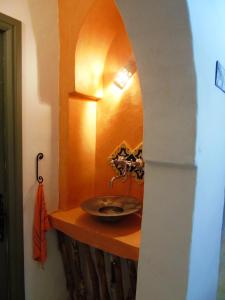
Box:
(114, 67, 133, 89)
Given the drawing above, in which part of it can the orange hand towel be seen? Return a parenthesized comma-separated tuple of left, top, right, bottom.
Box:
(33, 183, 50, 265)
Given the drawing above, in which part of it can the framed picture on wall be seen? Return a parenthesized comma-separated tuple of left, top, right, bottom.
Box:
(215, 60, 225, 93)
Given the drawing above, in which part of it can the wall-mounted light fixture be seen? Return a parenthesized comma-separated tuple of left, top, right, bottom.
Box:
(114, 60, 137, 90)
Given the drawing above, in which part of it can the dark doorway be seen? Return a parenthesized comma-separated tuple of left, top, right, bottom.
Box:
(0, 13, 24, 300)
(0, 27, 8, 300)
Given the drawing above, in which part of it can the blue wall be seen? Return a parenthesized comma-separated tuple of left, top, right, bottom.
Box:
(187, 1, 225, 299)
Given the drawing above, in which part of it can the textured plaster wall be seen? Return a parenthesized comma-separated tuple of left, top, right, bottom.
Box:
(95, 13, 144, 201)
(0, 1, 67, 300)
(58, 0, 95, 209)
(116, 0, 196, 165)
(116, 0, 197, 299)
(59, 0, 144, 209)
(186, 1, 225, 299)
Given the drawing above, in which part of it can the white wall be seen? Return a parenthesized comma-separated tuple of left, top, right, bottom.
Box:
(116, 1, 225, 298)
(186, 1, 225, 299)
(116, 1, 197, 299)
(115, 1, 196, 165)
(0, 1, 67, 300)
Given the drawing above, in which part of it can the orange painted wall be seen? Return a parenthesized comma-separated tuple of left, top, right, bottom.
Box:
(59, 0, 144, 209)
(67, 97, 96, 208)
(95, 24, 144, 201)
(75, 0, 122, 98)
(58, 0, 95, 209)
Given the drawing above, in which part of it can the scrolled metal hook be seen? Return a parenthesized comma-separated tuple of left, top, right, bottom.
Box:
(36, 153, 44, 183)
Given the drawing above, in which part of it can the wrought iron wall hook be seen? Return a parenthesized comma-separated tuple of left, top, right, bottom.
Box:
(36, 153, 44, 183)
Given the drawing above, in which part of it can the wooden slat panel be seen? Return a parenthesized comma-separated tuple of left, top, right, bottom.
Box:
(58, 232, 138, 300)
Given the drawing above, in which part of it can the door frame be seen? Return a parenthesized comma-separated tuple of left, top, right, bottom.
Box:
(0, 13, 24, 300)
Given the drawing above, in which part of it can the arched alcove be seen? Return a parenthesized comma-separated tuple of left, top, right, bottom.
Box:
(71, 0, 144, 202)
(74, 0, 123, 97)
(57, 0, 197, 299)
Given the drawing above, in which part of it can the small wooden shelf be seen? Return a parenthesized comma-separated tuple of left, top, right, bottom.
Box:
(69, 91, 101, 101)
(49, 207, 141, 261)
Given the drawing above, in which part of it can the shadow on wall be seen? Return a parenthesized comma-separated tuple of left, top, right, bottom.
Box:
(23, 2, 67, 299)
(27, 0, 59, 211)
(27, 0, 59, 103)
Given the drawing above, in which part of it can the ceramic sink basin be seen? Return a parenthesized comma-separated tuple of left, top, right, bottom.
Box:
(81, 195, 141, 222)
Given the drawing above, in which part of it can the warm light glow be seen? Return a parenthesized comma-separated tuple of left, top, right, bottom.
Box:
(104, 74, 135, 104)
(114, 67, 133, 89)
(83, 102, 96, 153)
(96, 89, 104, 98)
(110, 84, 124, 99)
(76, 59, 104, 98)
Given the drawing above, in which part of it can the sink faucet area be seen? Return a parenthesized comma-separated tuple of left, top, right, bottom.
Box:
(80, 143, 144, 222)
(110, 155, 144, 188)
(109, 142, 144, 188)
(81, 195, 141, 222)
